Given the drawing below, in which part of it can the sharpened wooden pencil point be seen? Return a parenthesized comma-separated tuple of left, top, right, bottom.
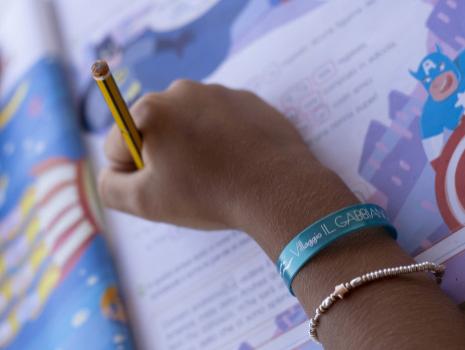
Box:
(91, 60, 110, 79)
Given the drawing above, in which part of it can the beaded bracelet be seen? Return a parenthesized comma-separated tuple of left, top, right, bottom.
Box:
(308, 261, 446, 343)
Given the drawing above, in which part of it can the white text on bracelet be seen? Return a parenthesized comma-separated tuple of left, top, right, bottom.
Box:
(291, 207, 387, 257)
(279, 207, 388, 276)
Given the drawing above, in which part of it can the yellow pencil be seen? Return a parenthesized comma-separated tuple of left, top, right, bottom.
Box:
(91, 60, 144, 169)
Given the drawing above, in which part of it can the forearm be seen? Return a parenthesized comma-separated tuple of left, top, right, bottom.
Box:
(238, 159, 465, 349)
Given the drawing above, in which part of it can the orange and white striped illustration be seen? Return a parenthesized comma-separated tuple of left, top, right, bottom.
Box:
(0, 157, 101, 346)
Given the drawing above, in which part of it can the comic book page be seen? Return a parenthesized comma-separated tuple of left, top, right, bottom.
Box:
(53, 0, 465, 349)
(0, 0, 135, 348)
(207, 0, 465, 303)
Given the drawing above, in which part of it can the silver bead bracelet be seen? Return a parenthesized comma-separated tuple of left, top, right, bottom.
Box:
(308, 261, 446, 343)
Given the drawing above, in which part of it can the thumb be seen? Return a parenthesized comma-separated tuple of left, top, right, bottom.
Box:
(98, 168, 147, 216)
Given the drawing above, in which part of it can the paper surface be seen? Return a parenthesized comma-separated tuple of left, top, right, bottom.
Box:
(56, 0, 465, 349)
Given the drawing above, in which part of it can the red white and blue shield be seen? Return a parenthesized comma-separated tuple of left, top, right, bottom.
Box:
(435, 119, 465, 231)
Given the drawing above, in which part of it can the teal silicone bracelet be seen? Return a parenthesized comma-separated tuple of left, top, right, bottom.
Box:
(276, 203, 397, 296)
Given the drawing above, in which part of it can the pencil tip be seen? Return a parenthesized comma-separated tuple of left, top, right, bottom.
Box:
(92, 60, 110, 78)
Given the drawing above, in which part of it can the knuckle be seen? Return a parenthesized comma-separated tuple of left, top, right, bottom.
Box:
(131, 93, 160, 127)
(168, 79, 198, 93)
(236, 88, 259, 100)
(133, 93, 154, 111)
(132, 93, 155, 114)
(206, 83, 227, 91)
(206, 83, 231, 100)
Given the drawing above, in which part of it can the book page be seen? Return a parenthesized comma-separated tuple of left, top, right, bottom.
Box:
(55, 0, 465, 349)
(207, 0, 465, 305)
(0, 0, 135, 348)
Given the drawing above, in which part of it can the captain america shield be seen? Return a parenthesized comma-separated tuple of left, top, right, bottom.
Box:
(435, 119, 465, 231)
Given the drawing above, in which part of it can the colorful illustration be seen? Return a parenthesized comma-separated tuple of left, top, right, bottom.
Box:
(80, 0, 325, 133)
(81, 0, 246, 132)
(359, 0, 465, 247)
(0, 158, 94, 345)
(410, 44, 465, 231)
(101, 286, 127, 323)
(358, 0, 465, 302)
(0, 57, 133, 349)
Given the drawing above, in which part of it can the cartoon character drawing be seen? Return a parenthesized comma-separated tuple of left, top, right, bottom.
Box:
(101, 286, 127, 323)
(411, 44, 465, 230)
(81, 0, 249, 133)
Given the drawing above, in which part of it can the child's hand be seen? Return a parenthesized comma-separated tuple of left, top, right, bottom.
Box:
(99, 80, 330, 236)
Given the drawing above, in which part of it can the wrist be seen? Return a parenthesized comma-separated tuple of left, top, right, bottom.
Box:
(230, 156, 465, 350)
(235, 156, 359, 259)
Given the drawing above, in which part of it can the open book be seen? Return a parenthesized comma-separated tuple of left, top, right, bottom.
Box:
(1, 0, 464, 349)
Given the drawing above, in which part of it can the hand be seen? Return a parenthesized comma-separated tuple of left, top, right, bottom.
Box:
(99, 80, 328, 236)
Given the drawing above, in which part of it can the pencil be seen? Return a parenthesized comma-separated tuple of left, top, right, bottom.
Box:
(91, 60, 144, 169)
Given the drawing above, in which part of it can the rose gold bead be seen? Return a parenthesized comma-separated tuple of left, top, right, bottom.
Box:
(334, 284, 349, 299)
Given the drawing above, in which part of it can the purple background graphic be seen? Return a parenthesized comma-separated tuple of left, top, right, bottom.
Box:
(358, 0, 465, 302)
